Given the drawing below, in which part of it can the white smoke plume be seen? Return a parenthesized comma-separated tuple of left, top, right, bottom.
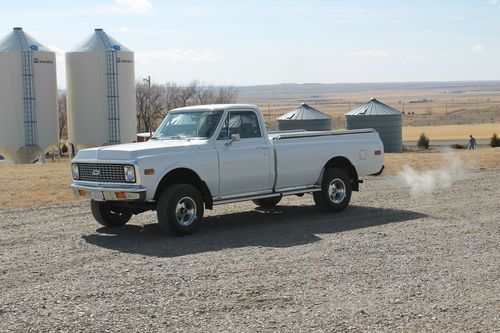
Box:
(397, 151, 465, 197)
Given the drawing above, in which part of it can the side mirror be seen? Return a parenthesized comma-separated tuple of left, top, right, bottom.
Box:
(225, 133, 241, 146)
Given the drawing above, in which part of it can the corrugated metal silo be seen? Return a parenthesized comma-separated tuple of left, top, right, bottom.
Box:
(0, 27, 58, 163)
(277, 103, 331, 131)
(66, 28, 136, 153)
(345, 98, 403, 153)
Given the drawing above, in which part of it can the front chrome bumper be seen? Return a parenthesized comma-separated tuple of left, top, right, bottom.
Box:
(71, 183, 147, 201)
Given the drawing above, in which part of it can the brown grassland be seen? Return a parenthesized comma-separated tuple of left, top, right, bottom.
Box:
(403, 123, 500, 141)
(1, 147, 499, 210)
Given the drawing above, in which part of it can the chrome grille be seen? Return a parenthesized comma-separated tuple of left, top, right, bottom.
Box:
(77, 163, 127, 183)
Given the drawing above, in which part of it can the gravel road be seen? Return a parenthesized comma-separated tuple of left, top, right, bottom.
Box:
(1, 169, 498, 332)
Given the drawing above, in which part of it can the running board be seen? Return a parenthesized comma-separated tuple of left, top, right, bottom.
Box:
(213, 186, 321, 206)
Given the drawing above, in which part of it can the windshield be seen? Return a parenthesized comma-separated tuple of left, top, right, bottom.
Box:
(153, 110, 223, 139)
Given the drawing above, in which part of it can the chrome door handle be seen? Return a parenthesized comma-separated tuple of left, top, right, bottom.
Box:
(257, 146, 269, 150)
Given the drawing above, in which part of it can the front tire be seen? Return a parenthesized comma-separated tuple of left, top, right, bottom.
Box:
(156, 184, 204, 236)
(313, 168, 352, 212)
(252, 196, 282, 208)
(90, 200, 132, 227)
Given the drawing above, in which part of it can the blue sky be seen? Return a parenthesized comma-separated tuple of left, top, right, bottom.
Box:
(1, 0, 499, 88)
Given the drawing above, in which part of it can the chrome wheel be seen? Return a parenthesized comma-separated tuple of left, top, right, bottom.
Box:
(328, 178, 347, 204)
(175, 197, 197, 226)
(314, 168, 352, 213)
(157, 184, 204, 236)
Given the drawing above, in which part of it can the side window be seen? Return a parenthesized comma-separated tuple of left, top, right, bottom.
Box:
(217, 111, 262, 139)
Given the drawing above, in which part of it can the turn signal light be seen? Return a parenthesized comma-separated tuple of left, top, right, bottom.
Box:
(115, 192, 127, 199)
(78, 189, 87, 196)
(375, 150, 381, 155)
(144, 168, 155, 175)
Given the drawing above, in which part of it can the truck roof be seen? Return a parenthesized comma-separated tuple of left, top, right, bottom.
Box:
(170, 104, 259, 112)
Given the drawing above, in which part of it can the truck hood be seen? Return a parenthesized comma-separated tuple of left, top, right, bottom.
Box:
(75, 139, 210, 161)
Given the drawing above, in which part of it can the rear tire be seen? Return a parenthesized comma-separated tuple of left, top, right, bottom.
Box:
(156, 184, 204, 236)
(252, 196, 282, 208)
(90, 200, 132, 227)
(313, 168, 352, 213)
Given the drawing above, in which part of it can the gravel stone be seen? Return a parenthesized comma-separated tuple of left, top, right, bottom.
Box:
(0, 169, 498, 332)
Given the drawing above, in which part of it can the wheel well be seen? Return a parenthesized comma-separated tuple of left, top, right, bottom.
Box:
(324, 156, 360, 191)
(154, 168, 213, 209)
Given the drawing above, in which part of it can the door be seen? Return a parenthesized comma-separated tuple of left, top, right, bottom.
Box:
(215, 110, 272, 196)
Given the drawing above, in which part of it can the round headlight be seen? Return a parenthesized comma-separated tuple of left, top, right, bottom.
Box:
(124, 165, 136, 183)
(72, 164, 79, 180)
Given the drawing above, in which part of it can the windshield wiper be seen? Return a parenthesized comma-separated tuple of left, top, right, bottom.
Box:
(170, 135, 189, 140)
(150, 135, 190, 140)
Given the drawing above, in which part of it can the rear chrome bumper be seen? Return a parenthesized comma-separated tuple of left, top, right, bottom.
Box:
(71, 183, 147, 201)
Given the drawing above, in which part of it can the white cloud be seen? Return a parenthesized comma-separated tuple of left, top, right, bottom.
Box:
(489, 0, 497, 5)
(112, 0, 152, 14)
(472, 44, 484, 53)
(405, 55, 425, 61)
(447, 15, 464, 21)
(0, 1, 153, 18)
(351, 50, 388, 58)
(117, 26, 129, 33)
(136, 49, 218, 64)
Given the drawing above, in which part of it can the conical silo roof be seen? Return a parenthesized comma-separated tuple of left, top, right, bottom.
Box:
(69, 28, 131, 52)
(0, 27, 52, 52)
(346, 98, 402, 116)
(278, 102, 331, 120)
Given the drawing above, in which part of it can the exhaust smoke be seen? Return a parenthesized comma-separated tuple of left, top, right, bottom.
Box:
(397, 151, 465, 197)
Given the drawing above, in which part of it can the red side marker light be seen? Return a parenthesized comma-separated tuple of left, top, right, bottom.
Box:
(375, 150, 381, 155)
(115, 192, 127, 199)
(78, 189, 87, 196)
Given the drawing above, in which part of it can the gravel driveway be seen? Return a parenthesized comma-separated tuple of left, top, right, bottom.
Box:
(1, 169, 498, 332)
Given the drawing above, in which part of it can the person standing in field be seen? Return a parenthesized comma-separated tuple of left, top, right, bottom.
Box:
(468, 135, 477, 150)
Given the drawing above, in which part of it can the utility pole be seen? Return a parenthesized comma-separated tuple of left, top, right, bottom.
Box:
(268, 103, 271, 124)
(445, 100, 448, 115)
(143, 76, 151, 137)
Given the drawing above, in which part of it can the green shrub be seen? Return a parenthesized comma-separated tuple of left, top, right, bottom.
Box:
(491, 133, 500, 147)
(417, 132, 430, 149)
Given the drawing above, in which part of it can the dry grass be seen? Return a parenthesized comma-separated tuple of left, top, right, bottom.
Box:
(403, 123, 500, 141)
(0, 160, 85, 210)
(383, 147, 500, 175)
(1, 147, 499, 209)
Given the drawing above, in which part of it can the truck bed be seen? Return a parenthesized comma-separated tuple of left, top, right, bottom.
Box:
(268, 128, 376, 140)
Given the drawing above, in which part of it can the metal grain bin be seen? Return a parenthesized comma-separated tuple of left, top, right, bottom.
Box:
(278, 103, 331, 131)
(66, 28, 136, 154)
(345, 98, 402, 153)
(0, 27, 58, 164)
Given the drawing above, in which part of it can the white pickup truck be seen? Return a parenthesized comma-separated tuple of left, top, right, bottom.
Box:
(71, 104, 384, 235)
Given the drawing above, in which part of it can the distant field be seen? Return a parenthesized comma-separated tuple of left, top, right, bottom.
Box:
(403, 123, 500, 141)
(1, 147, 499, 210)
(238, 81, 500, 129)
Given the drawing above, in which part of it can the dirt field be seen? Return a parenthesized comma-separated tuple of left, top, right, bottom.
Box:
(0, 168, 498, 332)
